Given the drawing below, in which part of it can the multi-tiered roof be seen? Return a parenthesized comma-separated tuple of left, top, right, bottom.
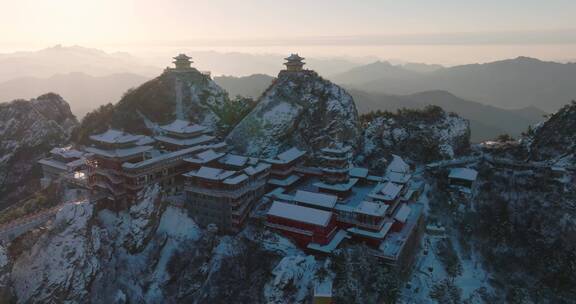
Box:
(284, 54, 305, 72)
(155, 119, 216, 150)
(173, 54, 193, 70)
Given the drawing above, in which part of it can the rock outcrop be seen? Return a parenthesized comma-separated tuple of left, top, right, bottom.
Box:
(109, 68, 231, 134)
(525, 101, 576, 165)
(0, 93, 77, 207)
(0, 185, 322, 303)
(360, 105, 470, 167)
(226, 70, 360, 158)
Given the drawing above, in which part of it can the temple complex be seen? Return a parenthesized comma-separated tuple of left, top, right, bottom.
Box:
(38, 54, 425, 273)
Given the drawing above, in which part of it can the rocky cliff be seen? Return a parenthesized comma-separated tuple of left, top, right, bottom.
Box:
(525, 101, 576, 165)
(360, 106, 470, 167)
(0, 185, 336, 303)
(0, 93, 77, 208)
(72, 67, 249, 143)
(226, 70, 360, 158)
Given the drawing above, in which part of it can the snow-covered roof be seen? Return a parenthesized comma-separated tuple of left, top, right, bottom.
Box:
(122, 145, 205, 170)
(223, 174, 248, 185)
(268, 201, 332, 227)
(243, 163, 271, 176)
(65, 158, 86, 169)
(394, 204, 411, 223)
(379, 203, 423, 258)
(136, 136, 155, 146)
(349, 167, 369, 179)
(85, 145, 153, 159)
(184, 166, 236, 181)
(308, 230, 348, 254)
(373, 182, 403, 201)
(347, 221, 393, 239)
(321, 145, 352, 155)
(293, 190, 338, 209)
(313, 280, 333, 297)
(313, 178, 359, 192)
(50, 147, 83, 159)
(38, 159, 68, 171)
(265, 147, 306, 164)
(220, 154, 249, 167)
(268, 174, 301, 187)
(184, 149, 225, 164)
(386, 155, 410, 174)
(159, 119, 207, 134)
(356, 201, 389, 217)
(449, 168, 478, 181)
(385, 171, 412, 184)
(155, 135, 214, 147)
(174, 53, 192, 60)
(284, 54, 305, 62)
(90, 129, 143, 145)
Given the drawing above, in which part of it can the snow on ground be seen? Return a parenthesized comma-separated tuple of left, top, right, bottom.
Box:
(264, 255, 318, 304)
(452, 235, 492, 300)
(144, 205, 201, 301)
(403, 233, 493, 303)
(157, 205, 201, 241)
(0, 244, 7, 269)
(125, 185, 162, 250)
(11, 200, 97, 303)
(242, 225, 303, 256)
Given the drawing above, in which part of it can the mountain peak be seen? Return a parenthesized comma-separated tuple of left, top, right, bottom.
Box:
(226, 66, 360, 157)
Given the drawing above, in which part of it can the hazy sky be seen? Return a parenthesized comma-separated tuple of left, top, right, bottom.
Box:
(2, 0, 576, 64)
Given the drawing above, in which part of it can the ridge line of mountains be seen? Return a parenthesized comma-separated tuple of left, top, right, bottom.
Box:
(3, 46, 576, 142)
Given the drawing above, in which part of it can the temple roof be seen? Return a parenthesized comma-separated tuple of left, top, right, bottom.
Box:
(285, 53, 305, 62)
(268, 201, 332, 227)
(449, 167, 478, 181)
(265, 147, 306, 164)
(90, 129, 143, 145)
(50, 146, 84, 159)
(160, 119, 206, 134)
(173, 53, 192, 61)
(293, 190, 338, 209)
(185, 166, 236, 181)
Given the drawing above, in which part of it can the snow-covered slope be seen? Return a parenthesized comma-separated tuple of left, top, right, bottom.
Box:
(1, 185, 328, 303)
(525, 101, 576, 165)
(0, 93, 77, 206)
(112, 68, 231, 133)
(361, 106, 470, 167)
(226, 70, 360, 157)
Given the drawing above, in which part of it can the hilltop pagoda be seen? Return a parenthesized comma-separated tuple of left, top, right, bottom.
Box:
(173, 53, 193, 70)
(284, 54, 305, 72)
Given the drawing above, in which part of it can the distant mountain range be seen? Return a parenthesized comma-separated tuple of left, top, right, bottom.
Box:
(349, 89, 545, 142)
(0, 45, 160, 82)
(213, 74, 545, 142)
(0, 72, 149, 118)
(0, 46, 560, 139)
(331, 57, 576, 112)
(213, 74, 274, 99)
(0, 45, 375, 80)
